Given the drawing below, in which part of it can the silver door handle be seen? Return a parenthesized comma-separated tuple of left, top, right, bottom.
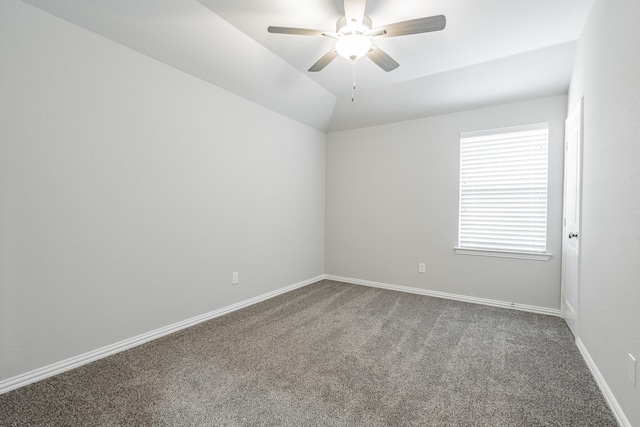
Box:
(568, 232, 579, 239)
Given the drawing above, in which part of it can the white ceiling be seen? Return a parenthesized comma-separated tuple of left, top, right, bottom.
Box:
(22, 0, 593, 132)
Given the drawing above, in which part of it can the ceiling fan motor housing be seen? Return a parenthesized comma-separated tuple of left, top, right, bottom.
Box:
(336, 16, 372, 33)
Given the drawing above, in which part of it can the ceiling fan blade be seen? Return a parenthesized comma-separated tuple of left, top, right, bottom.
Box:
(268, 26, 325, 36)
(343, 0, 366, 26)
(375, 15, 446, 37)
(308, 49, 339, 72)
(366, 45, 399, 72)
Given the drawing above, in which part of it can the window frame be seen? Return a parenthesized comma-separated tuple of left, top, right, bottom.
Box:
(454, 122, 552, 261)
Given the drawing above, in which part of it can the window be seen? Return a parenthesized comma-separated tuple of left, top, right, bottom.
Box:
(456, 123, 551, 260)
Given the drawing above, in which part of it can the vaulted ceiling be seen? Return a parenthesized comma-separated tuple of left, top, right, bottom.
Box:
(23, 0, 593, 132)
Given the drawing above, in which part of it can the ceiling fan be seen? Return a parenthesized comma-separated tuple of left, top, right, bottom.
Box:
(267, 0, 446, 73)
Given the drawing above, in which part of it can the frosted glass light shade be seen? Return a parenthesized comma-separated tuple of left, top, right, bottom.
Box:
(335, 34, 371, 60)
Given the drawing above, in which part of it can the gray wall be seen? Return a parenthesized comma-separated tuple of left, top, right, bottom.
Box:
(0, 1, 325, 381)
(326, 96, 567, 310)
(568, 0, 640, 423)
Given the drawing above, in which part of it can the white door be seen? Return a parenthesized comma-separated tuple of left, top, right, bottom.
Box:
(561, 98, 583, 337)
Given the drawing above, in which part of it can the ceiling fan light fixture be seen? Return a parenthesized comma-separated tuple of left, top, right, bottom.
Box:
(335, 34, 371, 60)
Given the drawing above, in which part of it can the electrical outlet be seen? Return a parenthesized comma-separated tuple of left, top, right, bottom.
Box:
(629, 354, 636, 386)
(232, 272, 239, 285)
(418, 263, 426, 274)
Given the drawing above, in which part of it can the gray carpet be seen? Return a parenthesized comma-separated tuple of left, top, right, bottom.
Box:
(0, 280, 618, 426)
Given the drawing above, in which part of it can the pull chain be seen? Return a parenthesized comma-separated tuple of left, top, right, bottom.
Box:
(351, 59, 357, 102)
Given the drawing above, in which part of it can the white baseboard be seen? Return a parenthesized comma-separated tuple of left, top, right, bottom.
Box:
(4, 274, 629, 426)
(325, 275, 561, 317)
(0, 275, 324, 395)
(576, 338, 631, 427)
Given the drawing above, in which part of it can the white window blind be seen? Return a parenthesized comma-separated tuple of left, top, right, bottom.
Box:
(458, 123, 549, 254)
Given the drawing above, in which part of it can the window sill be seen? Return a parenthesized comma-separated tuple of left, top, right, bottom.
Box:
(454, 248, 552, 261)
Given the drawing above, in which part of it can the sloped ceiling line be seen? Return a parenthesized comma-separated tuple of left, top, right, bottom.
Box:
(22, 0, 593, 132)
